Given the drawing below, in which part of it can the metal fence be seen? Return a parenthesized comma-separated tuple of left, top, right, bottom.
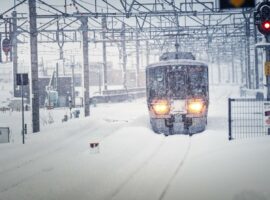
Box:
(228, 98, 270, 140)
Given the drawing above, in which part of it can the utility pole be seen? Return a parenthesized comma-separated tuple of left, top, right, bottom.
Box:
(240, 41, 245, 84)
(231, 44, 235, 83)
(254, 27, 260, 89)
(217, 48, 221, 84)
(55, 63, 59, 93)
(207, 52, 214, 85)
(265, 41, 270, 100)
(121, 22, 127, 89)
(29, 0, 40, 133)
(244, 14, 252, 89)
(21, 76, 25, 144)
(102, 16, 108, 91)
(71, 62, 75, 107)
(80, 17, 90, 117)
(135, 31, 140, 87)
(146, 40, 150, 66)
(12, 11, 18, 97)
(0, 33, 2, 63)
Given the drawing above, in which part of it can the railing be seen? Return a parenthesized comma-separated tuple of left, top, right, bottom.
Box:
(228, 98, 270, 140)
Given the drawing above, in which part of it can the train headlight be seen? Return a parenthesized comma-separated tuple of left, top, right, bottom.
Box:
(152, 99, 170, 115)
(187, 99, 204, 114)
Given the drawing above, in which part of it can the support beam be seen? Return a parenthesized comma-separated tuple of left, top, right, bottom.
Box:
(29, 0, 40, 133)
(71, 63, 75, 107)
(102, 16, 108, 91)
(12, 11, 18, 96)
(80, 16, 90, 117)
(146, 40, 149, 66)
(244, 16, 252, 89)
(0, 33, 2, 63)
(135, 31, 140, 87)
(121, 22, 127, 89)
(217, 48, 221, 84)
(266, 36, 270, 100)
(240, 56, 244, 85)
(231, 44, 235, 83)
(254, 27, 259, 89)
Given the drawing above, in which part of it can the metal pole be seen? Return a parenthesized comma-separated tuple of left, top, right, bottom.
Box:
(208, 54, 214, 85)
(240, 41, 244, 84)
(21, 75, 25, 144)
(55, 63, 59, 91)
(102, 16, 108, 91)
(217, 48, 221, 83)
(231, 44, 235, 83)
(228, 98, 232, 141)
(136, 31, 140, 87)
(98, 66, 102, 95)
(254, 27, 259, 89)
(12, 11, 18, 97)
(121, 22, 127, 89)
(146, 40, 150, 66)
(0, 33, 2, 63)
(71, 63, 75, 107)
(9, 20, 13, 62)
(227, 56, 231, 83)
(81, 17, 90, 117)
(29, 0, 40, 133)
(266, 36, 270, 100)
(245, 17, 252, 89)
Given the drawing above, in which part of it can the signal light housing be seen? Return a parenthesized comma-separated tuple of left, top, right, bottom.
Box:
(255, 2, 270, 36)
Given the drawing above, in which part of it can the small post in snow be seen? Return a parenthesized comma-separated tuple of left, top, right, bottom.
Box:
(16, 73, 29, 144)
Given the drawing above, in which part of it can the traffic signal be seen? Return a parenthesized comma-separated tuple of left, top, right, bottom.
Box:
(220, 0, 255, 9)
(255, 2, 270, 36)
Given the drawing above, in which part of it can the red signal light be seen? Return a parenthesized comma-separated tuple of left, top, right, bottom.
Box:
(263, 21, 270, 29)
(258, 20, 270, 35)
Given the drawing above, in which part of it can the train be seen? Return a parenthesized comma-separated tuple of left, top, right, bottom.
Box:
(146, 52, 209, 135)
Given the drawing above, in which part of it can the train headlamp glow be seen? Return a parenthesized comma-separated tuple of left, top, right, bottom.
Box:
(187, 99, 204, 114)
(152, 100, 170, 115)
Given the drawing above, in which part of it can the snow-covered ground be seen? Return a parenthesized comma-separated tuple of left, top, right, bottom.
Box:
(1, 85, 270, 200)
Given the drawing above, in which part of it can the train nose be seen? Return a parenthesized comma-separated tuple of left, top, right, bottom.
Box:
(171, 100, 186, 114)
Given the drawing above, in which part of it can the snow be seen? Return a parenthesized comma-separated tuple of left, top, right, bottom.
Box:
(146, 59, 208, 69)
(1, 85, 270, 200)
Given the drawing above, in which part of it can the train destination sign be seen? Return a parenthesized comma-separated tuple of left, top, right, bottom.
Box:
(219, 0, 255, 9)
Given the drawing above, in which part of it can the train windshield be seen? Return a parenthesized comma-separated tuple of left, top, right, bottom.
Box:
(147, 67, 167, 98)
(167, 66, 186, 98)
(188, 66, 208, 96)
(147, 65, 208, 100)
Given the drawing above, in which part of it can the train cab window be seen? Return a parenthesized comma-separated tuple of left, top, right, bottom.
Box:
(167, 66, 186, 98)
(188, 66, 208, 95)
(147, 67, 167, 99)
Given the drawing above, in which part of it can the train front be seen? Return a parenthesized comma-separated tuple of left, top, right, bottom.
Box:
(146, 52, 209, 135)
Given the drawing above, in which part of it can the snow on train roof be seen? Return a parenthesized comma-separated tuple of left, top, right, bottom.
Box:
(146, 59, 208, 69)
